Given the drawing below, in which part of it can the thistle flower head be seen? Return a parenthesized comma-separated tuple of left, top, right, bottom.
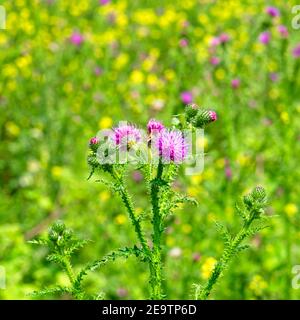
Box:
(209, 111, 217, 122)
(147, 119, 164, 134)
(89, 136, 100, 152)
(89, 137, 99, 145)
(156, 129, 188, 163)
(243, 186, 267, 218)
(251, 186, 267, 203)
(113, 124, 141, 149)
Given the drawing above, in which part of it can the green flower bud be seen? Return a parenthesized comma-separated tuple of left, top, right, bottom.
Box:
(185, 103, 199, 121)
(251, 186, 266, 203)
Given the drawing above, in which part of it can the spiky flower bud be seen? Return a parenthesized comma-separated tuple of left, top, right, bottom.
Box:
(243, 186, 267, 219)
(192, 109, 217, 128)
(185, 103, 199, 121)
(49, 230, 58, 242)
(52, 220, 66, 234)
(89, 137, 99, 152)
(251, 186, 267, 203)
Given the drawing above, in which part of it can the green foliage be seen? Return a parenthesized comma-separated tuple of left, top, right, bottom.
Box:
(195, 187, 269, 300)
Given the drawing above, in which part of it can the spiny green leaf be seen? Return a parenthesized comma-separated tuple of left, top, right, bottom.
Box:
(30, 286, 71, 298)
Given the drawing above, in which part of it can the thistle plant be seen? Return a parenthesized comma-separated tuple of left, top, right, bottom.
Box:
(86, 104, 219, 299)
(31, 104, 269, 300)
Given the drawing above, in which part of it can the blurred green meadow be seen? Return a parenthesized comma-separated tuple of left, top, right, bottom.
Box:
(1, 0, 300, 299)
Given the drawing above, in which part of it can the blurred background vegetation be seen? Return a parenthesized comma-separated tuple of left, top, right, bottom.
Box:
(0, 0, 300, 299)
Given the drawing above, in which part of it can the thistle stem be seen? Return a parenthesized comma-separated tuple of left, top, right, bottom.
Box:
(111, 169, 150, 257)
(63, 257, 75, 285)
(198, 218, 253, 300)
(149, 160, 164, 299)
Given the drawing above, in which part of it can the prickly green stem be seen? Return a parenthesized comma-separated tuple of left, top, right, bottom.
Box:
(149, 160, 164, 299)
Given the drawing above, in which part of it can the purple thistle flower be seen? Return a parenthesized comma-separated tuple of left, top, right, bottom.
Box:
(277, 25, 288, 38)
(70, 32, 84, 46)
(181, 91, 193, 104)
(156, 130, 188, 163)
(231, 78, 240, 89)
(292, 44, 300, 58)
(112, 124, 141, 148)
(265, 6, 280, 17)
(147, 119, 164, 134)
(259, 31, 271, 45)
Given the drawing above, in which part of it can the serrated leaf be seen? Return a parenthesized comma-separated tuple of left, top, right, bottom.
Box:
(30, 286, 70, 298)
(28, 238, 48, 246)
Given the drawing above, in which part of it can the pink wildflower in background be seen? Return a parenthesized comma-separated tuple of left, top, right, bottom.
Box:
(265, 6, 280, 17)
(292, 44, 300, 58)
(219, 33, 230, 44)
(259, 32, 271, 45)
(156, 130, 188, 163)
(225, 159, 232, 180)
(100, 0, 110, 5)
(269, 73, 278, 82)
(181, 91, 193, 104)
(277, 25, 288, 38)
(132, 170, 143, 182)
(70, 32, 84, 46)
(116, 288, 128, 298)
(179, 38, 189, 47)
(210, 37, 220, 47)
(210, 56, 220, 65)
(192, 252, 201, 262)
(94, 67, 103, 76)
(231, 78, 240, 89)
